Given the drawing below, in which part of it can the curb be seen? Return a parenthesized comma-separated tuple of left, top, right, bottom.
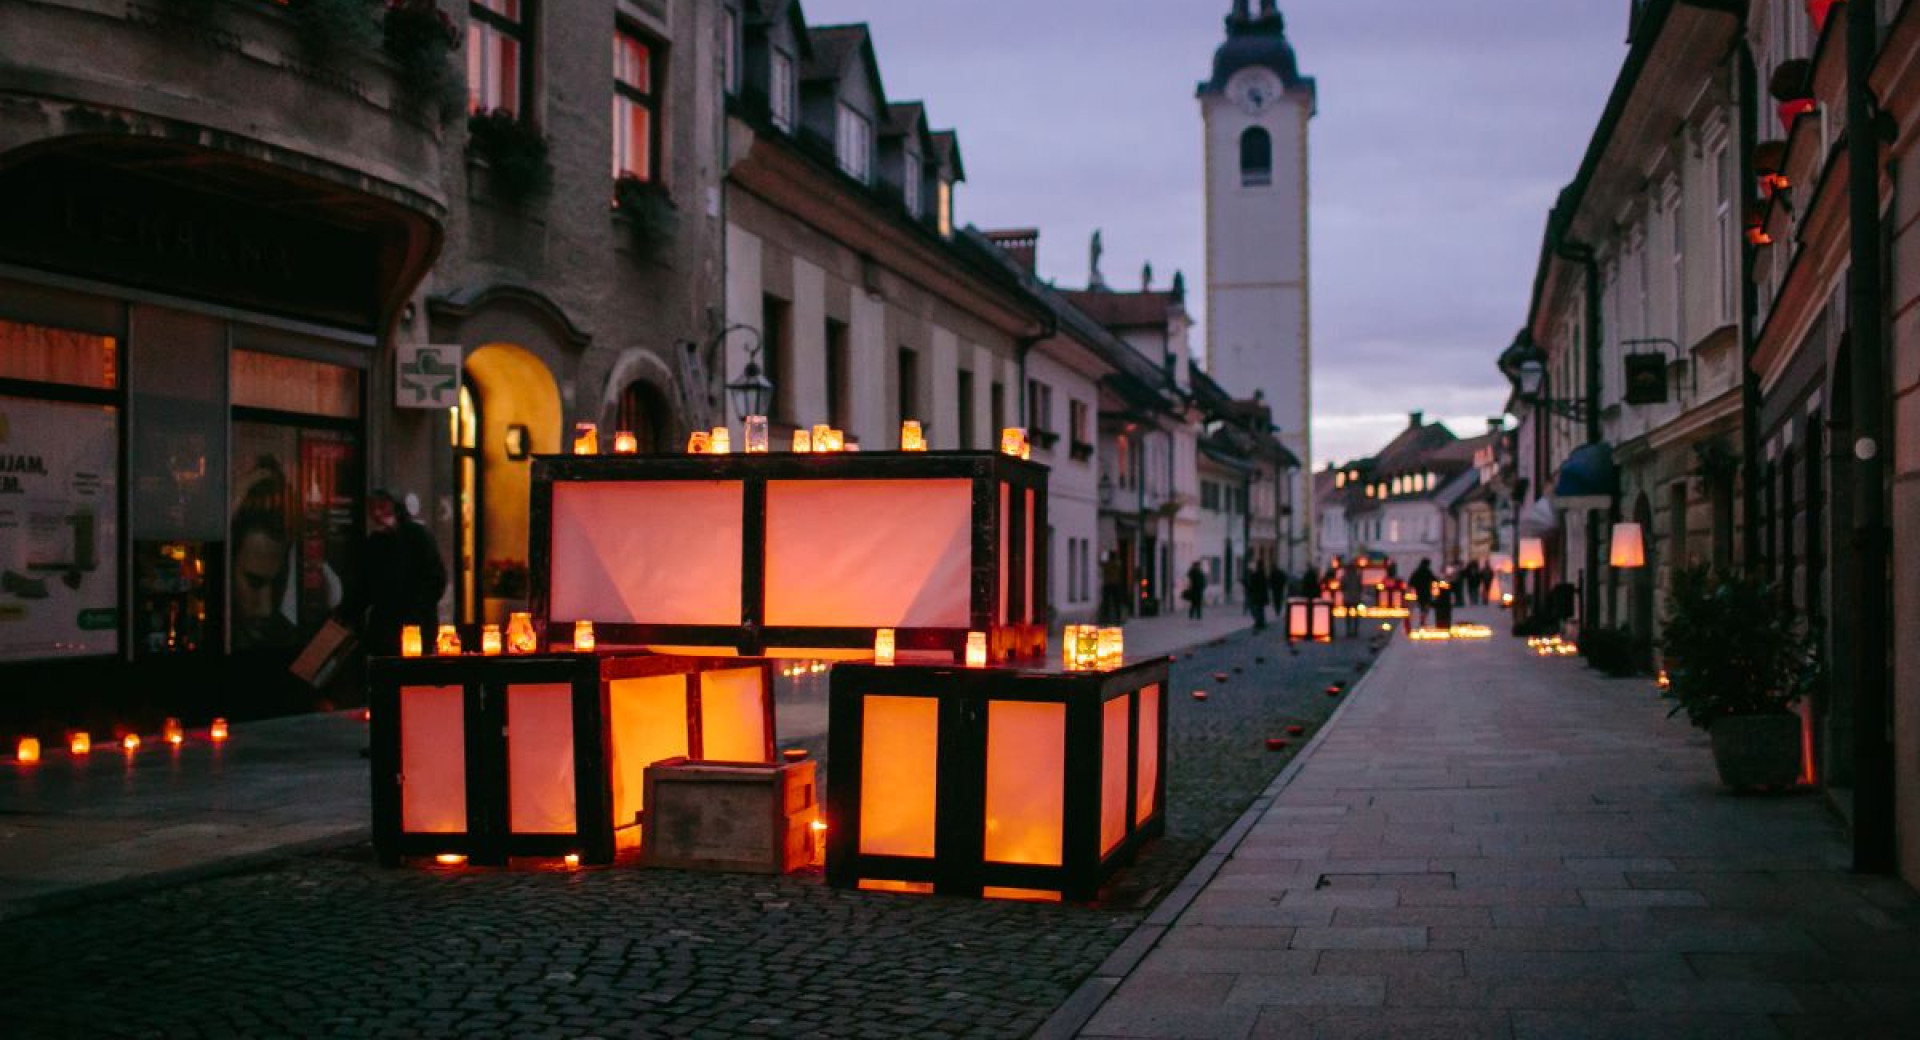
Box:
(1032, 633, 1400, 1040)
(0, 825, 370, 924)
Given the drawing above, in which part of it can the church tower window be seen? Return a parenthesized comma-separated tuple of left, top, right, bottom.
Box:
(1239, 127, 1272, 187)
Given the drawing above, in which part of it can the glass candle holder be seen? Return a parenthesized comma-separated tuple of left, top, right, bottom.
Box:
(572, 620, 596, 653)
(163, 718, 184, 746)
(965, 631, 988, 668)
(68, 731, 91, 756)
(481, 624, 502, 656)
(1075, 625, 1099, 670)
(821, 428, 844, 452)
(506, 612, 537, 654)
(900, 420, 926, 452)
(1062, 624, 1082, 670)
(1098, 627, 1123, 667)
(687, 430, 711, 454)
(16, 737, 39, 764)
(435, 624, 462, 656)
(122, 733, 140, 752)
(400, 625, 423, 658)
(874, 628, 896, 666)
(612, 431, 638, 454)
(710, 427, 732, 454)
(1000, 427, 1026, 456)
(744, 415, 770, 453)
(209, 718, 229, 742)
(573, 422, 598, 456)
(811, 424, 832, 452)
(792, 429, 812, 452)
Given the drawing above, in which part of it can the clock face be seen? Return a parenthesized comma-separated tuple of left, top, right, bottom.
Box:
(1230, 69, 1282, 115)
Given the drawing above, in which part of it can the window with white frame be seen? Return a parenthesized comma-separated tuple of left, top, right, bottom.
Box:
(468, 0, 528, 115)
(904, 150, 923, 218)
(836, 103, 872, 183)
(1669, 188, 1685, 344)
(1715, 143, 1736, 324)
(770, 50, 796, 130)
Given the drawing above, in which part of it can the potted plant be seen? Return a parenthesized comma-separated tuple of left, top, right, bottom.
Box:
(1658, 566, 1819, 790)
(382, 0, 461, 105)
(613, 175, 680, 256)
(467, 109, 550, 201)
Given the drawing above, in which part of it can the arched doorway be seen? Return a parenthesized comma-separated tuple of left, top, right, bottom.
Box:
(616, 379, 672, 453)
(1630, 493, 1656, 671)
(457, 343, 562, 624)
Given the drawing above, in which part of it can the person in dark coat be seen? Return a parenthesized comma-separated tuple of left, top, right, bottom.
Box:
(1298, 565, 1322, 602)
(1268, 564, 1289, 605)
(1339, 559, 1366, 636)
(1245, 564, 1270, 631)
(1409, 557, 1438, 629)
(1184, 560, 1208, 620)
(349, 490, 447, 657)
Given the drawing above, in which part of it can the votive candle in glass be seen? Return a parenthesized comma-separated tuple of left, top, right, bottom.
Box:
(506, 612, 537, 654)
(481, 624, 502, 656)
(573, 620, 596, 653)
(1062, 625, 1082, 670)
(1098, 627, 1123, 667)
(965, 631, 988, 668)
(874, 628, 896, 666)
(687, 430, 711, 454)
(1075, 625, 1099, 670)
(901, 420, 926, 451)
(612, 430, 639, 454)
(435, 624, 462, 655)
(811, 424, 832, 451)
(710, 427, 732, 454)
(572, 422, 599, 456)
(744, 415, 770, 453)
(792, 429, 812, 452)
(1000, 427, 1026, 456)
(400, 624, 423, 658)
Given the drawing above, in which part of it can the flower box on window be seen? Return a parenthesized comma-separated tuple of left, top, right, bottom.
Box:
(824, 656, 1169, 901)
(529, 451, 1050, 663)
(368, 652, 776, 867)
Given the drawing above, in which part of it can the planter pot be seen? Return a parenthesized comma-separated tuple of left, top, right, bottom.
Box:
(1709, 713, 1802, 790)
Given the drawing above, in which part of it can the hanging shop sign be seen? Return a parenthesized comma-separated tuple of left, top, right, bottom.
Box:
(396, 343, 463, 409)
(0, 398, 119, 661)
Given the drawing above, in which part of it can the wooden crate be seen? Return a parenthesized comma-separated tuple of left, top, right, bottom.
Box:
(641, 757, 819, 874)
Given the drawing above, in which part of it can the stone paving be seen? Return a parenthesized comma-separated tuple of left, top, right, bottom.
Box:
(1080, 610, 1920, 1040)
(0, 625, 1374, 1039)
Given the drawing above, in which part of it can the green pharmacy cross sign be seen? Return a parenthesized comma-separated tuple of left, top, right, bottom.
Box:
(397, 343, 463, 409)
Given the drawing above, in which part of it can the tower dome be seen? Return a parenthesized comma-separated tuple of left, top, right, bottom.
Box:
(1200, 1, 1313, 97)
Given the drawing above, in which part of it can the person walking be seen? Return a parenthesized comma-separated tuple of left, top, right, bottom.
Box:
(1268, 563, 1289, 605)
(1246, 564, 1270, 631)
(1184, 560, 1208, 620)
(1409, 557, 1438, 629)
(1340, 559, 1365, 637)
(349, 490, 447, 658)
(1299, 564, 1322, 603)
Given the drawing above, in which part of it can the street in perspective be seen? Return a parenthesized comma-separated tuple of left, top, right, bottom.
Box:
(3, 1, 1920, 1038)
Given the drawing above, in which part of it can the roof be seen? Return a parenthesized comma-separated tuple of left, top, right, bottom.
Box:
(929, 130, 964, 182)
(1198, 2, 1315, 100)
(883, 101, 927, 140)
(802, 24, 887, 109)
(1059, 289, 1182, 330)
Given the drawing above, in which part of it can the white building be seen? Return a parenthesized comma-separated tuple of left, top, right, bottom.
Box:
(1198, 0, 1314, 571)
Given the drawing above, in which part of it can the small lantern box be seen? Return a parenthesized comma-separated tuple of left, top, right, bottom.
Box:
(368, 652, 776, 868)
(528, 451, 1048, 664)
(824, 656, 1170, 902)
(640, 757, 818, 874)
(1287, 598, 1334, 644)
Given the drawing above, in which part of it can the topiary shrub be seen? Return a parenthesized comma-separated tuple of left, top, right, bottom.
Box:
(1658, 566, 1819, 730)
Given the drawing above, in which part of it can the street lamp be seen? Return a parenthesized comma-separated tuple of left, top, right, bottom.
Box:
(1505, 339, 1590, 423)
(718, 325, 773, 420)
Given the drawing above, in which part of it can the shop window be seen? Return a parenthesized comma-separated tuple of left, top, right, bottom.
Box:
(231, 350, 360, 419)
(230, 423, 358, 653)
(0, 394, 120, 661)
(468, 0, 528, 116)
(0, 317, 116, 389)
(613, 27, 662, 182)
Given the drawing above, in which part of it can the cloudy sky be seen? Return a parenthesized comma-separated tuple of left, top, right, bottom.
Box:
(806, 0, 1630, 465)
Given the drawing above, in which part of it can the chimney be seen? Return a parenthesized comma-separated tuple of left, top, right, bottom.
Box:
(1409, 411, 1425, 429)
(983, 229, 1039, 275)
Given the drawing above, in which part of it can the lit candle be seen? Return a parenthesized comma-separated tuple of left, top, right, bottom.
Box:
(1062, 624, 1081, 669)
(573, 620, 596, 653)
(435, 853, 466, 866)
(573, 422, 598, 455)
(506, 612, 537, 654)
(563, 853, 580, 869)
(744, 415, 770, 453)
(16, 736, 40, 764)
(811, 424, 832, 452)
(69, 731, 90, 756)
(791, 429, 812, 452)
(209, 718, 229, 742)
(481, 624, 502, 656)
(900, 420, 926, 451)
(1000, 427, 1026, 456)
(612, 430, 638, 454)
(163, 718, 184, 746)
(435, 624, 462, 655)
(821, 428, 844, 452)
(400, 625, 423, 658)
(1076, 626, 1099, 670)
(710, 427, 732, 454)
(874, 628, 896, 666)
(687, 430, 711, 454)
(1098, 627, 1123, 667)
(121, 733, 140, 752)
(965, 631, 988, 668)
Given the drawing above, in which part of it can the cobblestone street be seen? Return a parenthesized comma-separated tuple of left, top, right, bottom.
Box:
(0, 627, 1376, 1039)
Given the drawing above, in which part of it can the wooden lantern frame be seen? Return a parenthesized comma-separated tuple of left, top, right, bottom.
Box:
(529, 451, 1049, 661)
(824, 657, 1170, 901)
(369, 653, 776, 867)
(1286, 598, 1335, 643)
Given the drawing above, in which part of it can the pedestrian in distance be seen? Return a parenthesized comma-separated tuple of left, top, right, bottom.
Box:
(1246, 564, 1270, 631)
(1409, 557, 1438, 629)
(1269, 564, 1289, 605)
(1340, 558, 1365, 637)
(1460, 560, 1480, 605)
(1185, 560, 1208, 620)
(1299, 564, 1321, 603)
(345, 490, 447, 659)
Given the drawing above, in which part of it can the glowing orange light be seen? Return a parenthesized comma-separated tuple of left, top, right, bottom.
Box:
(435, 624, 462, 655)
(17, 737, 41, 763)
(209, 718, 230, 742)
(563, 853, 581, 868)
(612, 431, 638, 454)
(687, 430, 711, 454)
(481, 624, 502, 656)
(435, 853, 466, 866)
(900, 420, 926, 451)
(573, 620, 596, 653)
(400, 625, 423, 658)
(69, 731, 91, 756)
(121, 733, 141, 752)
(783, 748, 810, 762)
(965, 632, 988, 668)
(874, 628, 896, 666)
(573, 422, 599, 456)
(507, 612, 538, 654)
(744, 415, 770, 453)
(791, 429, 812, 453)
(709, 427, 732, 454)
(163, 718, 185, 746)
(1747, 226, 1773, 247)
(1518, 538, 1546, 571)
(1000, 427, 1027, 457)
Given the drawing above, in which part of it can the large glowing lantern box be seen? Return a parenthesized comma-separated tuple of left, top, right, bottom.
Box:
(529, 452, 1048, 661)
(824, 657, 1170, 901)
(368, 653, 775, 867)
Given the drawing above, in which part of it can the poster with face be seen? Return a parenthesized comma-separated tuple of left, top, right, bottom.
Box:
(0, 397, 119, 661)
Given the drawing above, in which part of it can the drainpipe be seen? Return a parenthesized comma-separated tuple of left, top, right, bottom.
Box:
(1845, 0, 1895, 875)
(1556, 240, 1604, 633)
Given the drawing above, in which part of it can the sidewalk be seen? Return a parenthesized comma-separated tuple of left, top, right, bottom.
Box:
(1077, 608, 1920, 1039)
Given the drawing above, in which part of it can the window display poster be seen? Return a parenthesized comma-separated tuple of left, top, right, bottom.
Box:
(0, 397, 120, 661)
(231, 422, 357, 652)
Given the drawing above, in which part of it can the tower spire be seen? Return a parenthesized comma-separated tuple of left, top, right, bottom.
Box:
(1230, 0, 1250, 24)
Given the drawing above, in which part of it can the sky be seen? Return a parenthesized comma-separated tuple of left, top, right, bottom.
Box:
(805, 0, 1632, 466)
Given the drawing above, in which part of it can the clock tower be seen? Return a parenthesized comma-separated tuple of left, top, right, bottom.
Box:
(1199, 0, 1315, 569)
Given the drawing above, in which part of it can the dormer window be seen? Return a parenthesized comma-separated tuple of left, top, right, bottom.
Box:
(770, 50, 796, 131)
(904, 151, 923, 217)
(1239, 127, 1272, 187)
(837, 103, 872, 183)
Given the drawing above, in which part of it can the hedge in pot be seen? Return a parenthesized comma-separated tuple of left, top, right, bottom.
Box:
(1658, 566, 1818, 790)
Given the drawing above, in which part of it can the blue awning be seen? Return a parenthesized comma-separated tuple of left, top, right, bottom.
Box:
(1552, 443, 1617, 512)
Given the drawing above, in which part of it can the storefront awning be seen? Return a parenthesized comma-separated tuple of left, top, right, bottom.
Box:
(1519, 496, 1559, 536)
(1552, 443, 1617, 513)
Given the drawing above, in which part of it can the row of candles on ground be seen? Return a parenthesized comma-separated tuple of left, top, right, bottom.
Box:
(570, 419, 1035, 459)
(16, 718, 228, 763)
(1528, 635, 1580, 657)
(1407, 624, 1495, 642)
